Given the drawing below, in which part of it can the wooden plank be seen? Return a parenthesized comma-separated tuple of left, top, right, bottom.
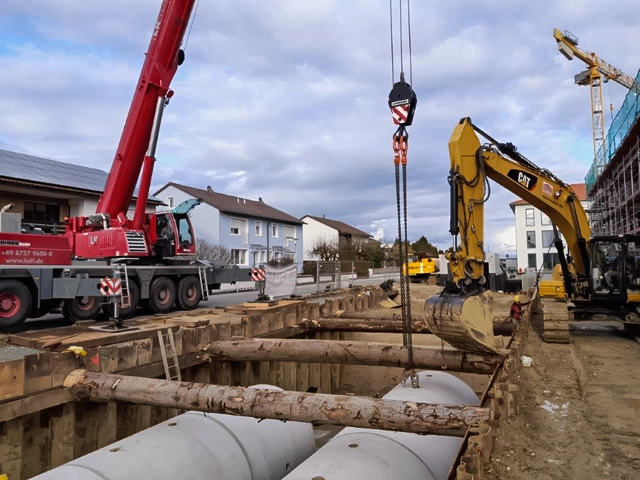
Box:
(96, 402, 117, 449)
(50, 403, 75, 468)
(23, 352, 53, 394)
(21, 411, 51, 478)
(0, 359, 24, 400)
(0, 388, 73, 423)
(8, 323, 178, 351)
(73, 402, 100, 457)
(0, 417, 23, 479)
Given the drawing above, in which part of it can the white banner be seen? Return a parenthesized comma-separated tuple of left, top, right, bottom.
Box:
(263, 264, 297, 298)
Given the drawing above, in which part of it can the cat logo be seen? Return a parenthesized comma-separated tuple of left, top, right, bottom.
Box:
(507, 169, 538, 191)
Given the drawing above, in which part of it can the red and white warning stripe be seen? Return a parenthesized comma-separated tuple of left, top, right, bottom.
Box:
(251, 268, 266, 282)
(392, 104, 409, 125)
(100, 277, 122, 296)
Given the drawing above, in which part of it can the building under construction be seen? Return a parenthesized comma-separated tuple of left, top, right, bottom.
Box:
(586, 75, 640, 235)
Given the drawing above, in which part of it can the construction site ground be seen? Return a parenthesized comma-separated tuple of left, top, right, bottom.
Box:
(407, 284, 640, 480)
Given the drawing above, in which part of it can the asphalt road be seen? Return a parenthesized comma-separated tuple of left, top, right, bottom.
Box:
(14, 275, 399, 333)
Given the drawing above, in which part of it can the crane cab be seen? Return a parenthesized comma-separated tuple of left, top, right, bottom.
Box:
(152, 199, 201, 259)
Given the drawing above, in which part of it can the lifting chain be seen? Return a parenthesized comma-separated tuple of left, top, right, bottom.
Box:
(389, 0, 418, 386)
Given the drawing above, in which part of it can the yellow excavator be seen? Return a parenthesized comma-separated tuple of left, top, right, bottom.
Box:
(425, 117, 640, 353)
(402, 254, 439, 282)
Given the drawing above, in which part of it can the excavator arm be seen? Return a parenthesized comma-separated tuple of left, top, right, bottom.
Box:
(426, 117, 592, 353)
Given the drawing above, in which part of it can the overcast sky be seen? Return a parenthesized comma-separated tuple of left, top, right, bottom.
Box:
(1, 0, 639, 255)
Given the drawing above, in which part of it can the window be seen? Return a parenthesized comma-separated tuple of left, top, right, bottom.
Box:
(525, 208, 535, 227)
(23, 201, 60, 223)
(231, 249, 248, 265)
(541, 213, 551, 226)
(255, 221, 262, 237)
(230, 218, 247, 236)
(543, 252, 559, 271)
(528, 253, 537, 269)
(526, 231, 536, 249)
(542, 230, 555, 248)
(284, 225, 296, 246)
(166, 196, 175, 209)
(271, 223, 279, 238)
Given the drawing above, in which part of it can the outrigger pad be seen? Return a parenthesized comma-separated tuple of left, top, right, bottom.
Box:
(424, 290, 500, 353)
(89, 324, 139, 333)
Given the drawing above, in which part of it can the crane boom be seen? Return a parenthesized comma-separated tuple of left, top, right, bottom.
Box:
(553, 28, 639, 174)
(553, 28, 638, 91)
(96, 0, 196, 222)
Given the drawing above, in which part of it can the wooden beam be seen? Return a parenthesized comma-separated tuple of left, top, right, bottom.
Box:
(301, 318, 515, 336)
(205, 338, 505, 375)
(0, 388, 73, 423)
(64, 369, 489, 437)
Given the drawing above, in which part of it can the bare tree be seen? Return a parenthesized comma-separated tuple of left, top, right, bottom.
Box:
(196, 239, 232, 264)
(309, 238, 339, 261)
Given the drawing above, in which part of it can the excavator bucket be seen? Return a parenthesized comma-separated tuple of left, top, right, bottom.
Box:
(424, 290, 501, 353)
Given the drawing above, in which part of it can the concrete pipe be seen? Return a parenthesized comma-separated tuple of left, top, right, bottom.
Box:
(283, 370, 480, 480)
(34, 385, 316, 480)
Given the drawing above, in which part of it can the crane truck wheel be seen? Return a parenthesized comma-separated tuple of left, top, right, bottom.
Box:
(102, 280, 140, 319)
(146, 276, 176, 314)
(63, 296, 102, 321)
(176, 276, 201, 310)
(424, 290, 500, 354)
(0, 280, 33, 330)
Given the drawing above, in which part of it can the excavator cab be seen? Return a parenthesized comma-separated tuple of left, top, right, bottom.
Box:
(589, 235, 640, 305)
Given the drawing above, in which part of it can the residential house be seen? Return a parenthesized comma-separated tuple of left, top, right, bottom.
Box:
(510, 183, 589, 273)
(154, 183, 304, 269)
(301, 215, 373, 261)
(0, 148, 160, 233)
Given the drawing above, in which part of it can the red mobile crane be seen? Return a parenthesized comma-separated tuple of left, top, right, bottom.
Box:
(0, 0, 251, 330)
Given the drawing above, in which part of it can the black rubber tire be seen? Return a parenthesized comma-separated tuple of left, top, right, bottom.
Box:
(176, 276, 201, 310)
(147, 276, 176, 314)
(0, 280, 32, 330)
(29, 299, 62, 319)
(63, 295, 102, 321)
(102, 280, 140, 319)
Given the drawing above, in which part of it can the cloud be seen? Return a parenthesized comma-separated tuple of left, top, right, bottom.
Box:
(1, 0, 639, 258)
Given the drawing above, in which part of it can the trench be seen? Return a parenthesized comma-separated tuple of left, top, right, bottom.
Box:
(0, 285, 524, 479)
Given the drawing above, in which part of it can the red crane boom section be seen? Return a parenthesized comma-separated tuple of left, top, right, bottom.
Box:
(96, 0, 195, 220)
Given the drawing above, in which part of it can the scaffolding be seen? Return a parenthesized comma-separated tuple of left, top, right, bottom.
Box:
(586, 68, 640, 236)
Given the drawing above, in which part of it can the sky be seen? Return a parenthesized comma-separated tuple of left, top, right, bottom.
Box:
(1, 0, 639, 256)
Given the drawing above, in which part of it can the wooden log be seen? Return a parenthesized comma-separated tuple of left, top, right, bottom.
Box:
(205, 339, 505, 375)
(64, 369, 489, 437)
(301, 318, 515, 336)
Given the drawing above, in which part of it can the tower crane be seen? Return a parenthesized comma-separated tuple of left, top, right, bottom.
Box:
(553, 28, 639, 174)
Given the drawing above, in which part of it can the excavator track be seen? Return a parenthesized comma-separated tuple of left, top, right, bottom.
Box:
(425, 290, 502, 353)
(541, 299, 571, 343)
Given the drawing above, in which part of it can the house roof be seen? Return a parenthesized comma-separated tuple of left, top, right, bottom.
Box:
(0, 148, 110, 194)
(509, 183, 588, 212)
(0, 148, 161, 203)
(157, 182, 303, 225)
(303, 215, 372, 238)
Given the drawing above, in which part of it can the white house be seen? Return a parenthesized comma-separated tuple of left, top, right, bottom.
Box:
(510, 183, 589, 273)
(302, 215, 373, 261)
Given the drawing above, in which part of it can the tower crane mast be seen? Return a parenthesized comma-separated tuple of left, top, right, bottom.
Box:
(553, 28, 639, 174)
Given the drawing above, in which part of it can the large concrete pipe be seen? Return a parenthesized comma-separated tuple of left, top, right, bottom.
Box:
(283, 370, 480, 480)
(34, 386, 316, 480)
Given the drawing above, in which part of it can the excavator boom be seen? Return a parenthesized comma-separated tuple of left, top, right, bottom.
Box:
(426, 117, 592, 353)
